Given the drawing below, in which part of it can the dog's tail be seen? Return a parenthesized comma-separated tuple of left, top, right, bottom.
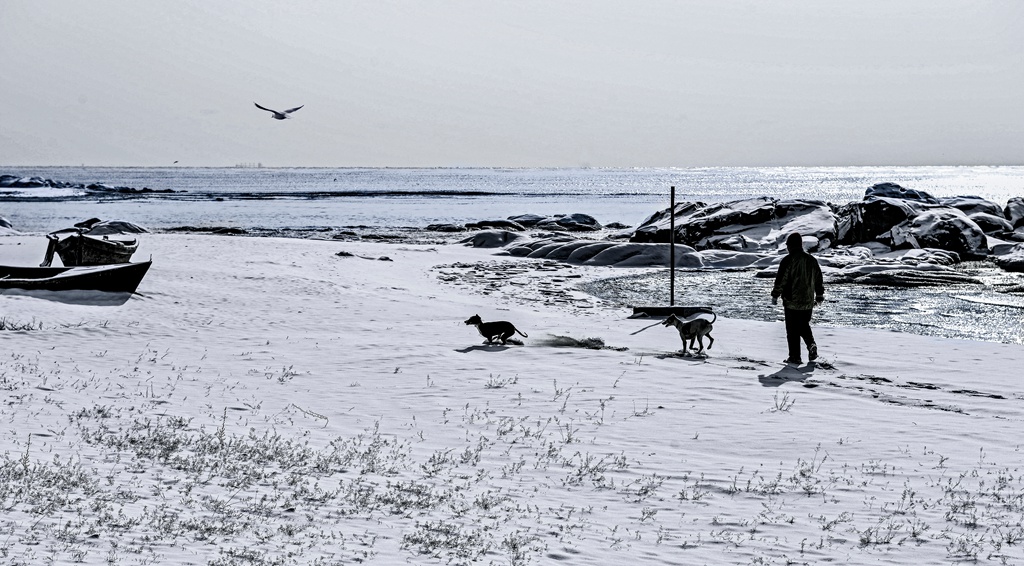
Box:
(516, 328, 529, 338)
(709, 312, 717, 324)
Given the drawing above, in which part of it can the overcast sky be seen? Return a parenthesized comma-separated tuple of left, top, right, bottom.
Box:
(1, 1, 1021, 167)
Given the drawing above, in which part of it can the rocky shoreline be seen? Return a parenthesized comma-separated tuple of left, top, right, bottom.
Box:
(455, 183, 1024, 288)
(1, 173, 180, 196)
(5, 176, 1024, 288)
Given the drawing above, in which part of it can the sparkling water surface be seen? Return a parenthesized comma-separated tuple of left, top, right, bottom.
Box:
(581, 264, 1024, 346)
(4, 165, 1024, 233)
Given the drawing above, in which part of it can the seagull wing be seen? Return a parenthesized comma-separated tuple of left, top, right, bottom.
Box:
(283, 105, 304, 114)
(254, 102, 278, 113)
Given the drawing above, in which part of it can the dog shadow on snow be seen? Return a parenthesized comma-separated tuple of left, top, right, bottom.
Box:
(758, 364, 816, 387)
(654, 351, 711, 363)
(455, 339, 524, 353)
(456, 345, 513, 353)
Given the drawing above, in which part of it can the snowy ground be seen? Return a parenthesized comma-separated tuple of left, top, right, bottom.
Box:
(1, 233, 1023, 565)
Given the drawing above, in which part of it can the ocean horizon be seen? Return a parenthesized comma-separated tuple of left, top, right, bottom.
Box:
(3, 165, 1024, 234)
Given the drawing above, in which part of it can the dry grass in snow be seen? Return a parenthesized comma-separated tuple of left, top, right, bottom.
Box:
(1, 234, 1023, 565)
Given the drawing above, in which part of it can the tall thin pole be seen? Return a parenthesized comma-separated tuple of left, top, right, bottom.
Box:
(669, 186, 675, 306)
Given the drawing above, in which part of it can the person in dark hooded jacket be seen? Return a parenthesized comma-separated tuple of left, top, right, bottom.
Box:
(771, 232, 825, 364)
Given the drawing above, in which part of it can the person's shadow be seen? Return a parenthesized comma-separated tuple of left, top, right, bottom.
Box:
(758, 363, 815, 387)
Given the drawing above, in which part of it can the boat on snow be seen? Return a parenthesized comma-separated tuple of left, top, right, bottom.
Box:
(0, 261, 152, 294)
(42, 228, 139, 267)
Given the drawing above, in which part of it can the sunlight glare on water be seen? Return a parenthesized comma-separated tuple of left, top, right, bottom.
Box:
(580, 264, 1024, 345)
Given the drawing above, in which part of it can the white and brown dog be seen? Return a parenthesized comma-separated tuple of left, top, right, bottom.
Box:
(662, 313, 716, 355)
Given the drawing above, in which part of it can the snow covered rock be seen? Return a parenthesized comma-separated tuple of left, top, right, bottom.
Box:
(506, 214, 546, 227)
(771, 200, 837, 248)
(993, 243, 1024, 272)
(505, 213, 602, 232)
(882, 209, 988, 259)
(680, 197, 776, 233)
(86, 183, 118, 191)
(425, 223, 467, 232)
(865, 182, 940, 204)
(835, 196, 931, 245)
(940, 196, 1004, 217)
(756, 246, 969, 284)
(502, 233, 579, 255)
(504, 239, 704, 268)
(459, 230, 524, 248)
(511, 240, 571, 258)
(83, 220, 149, 235)
(583, 243, 704, 268)
(0, 175, 49, 188)
(564, 242, 620, 263)
(630, 198, 836, 252)
(968, 212, 1013, 235)
(1005, 197, 1024, 229)
(696, 249, 769, 268)
(887, 248, 961, 266)
(465, 219, 526, 231)
(629, 201, 705, 243)
(536, 213, 602, 232)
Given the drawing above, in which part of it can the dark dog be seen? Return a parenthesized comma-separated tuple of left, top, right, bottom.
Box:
(464, 314, 528, 345)
(662, 313, 716, 355)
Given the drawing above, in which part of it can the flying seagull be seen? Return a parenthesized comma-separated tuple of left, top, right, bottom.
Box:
(254, 102, 304, 120)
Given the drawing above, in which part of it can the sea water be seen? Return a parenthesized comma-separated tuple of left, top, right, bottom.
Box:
(4, 165, 1024, 233)
(3, 166, 1023, 344)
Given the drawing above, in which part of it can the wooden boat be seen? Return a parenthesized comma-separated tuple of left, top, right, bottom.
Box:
(42, 231, 139, 267)
(0, 261, 151, 293)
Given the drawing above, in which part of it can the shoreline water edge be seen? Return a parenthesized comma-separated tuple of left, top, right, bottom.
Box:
(3, 167, 1024, 345)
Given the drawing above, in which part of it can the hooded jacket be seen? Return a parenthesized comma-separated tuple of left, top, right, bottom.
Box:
(771, 237, 824, 311)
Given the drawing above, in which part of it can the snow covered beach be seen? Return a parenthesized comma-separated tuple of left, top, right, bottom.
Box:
(2, 233, 1024, 565)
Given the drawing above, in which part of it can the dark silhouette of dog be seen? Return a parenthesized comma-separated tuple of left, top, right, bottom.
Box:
(464, 314, 528, 345)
